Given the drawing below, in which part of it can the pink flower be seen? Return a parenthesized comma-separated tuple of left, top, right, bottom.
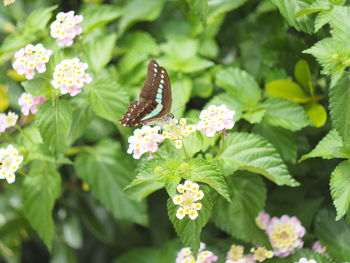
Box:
(312, 241, 326, 254)
(176, 243, 218, 263)
(12, 44, 52, 79)
(265, 215, 305, 258)
(50, 11, 83, 47)
(197, 105, 235, 137)
(127, 126, 164, 159)
(18, 93, 46, 115)
(51, 58, 92, 96)
(255, 211, 271, 230)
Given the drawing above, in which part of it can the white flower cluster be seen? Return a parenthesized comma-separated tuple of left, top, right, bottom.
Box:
(197, 105, 235, 137)
(50, 11, 83, 47)
(127, 126, 164, 159)
(176, 243, 218, 263)
(18, 93, 46, 116)
(12, 44, 52, 79)
(0, 112, 18, 133)
(162, 118, 196, 149)
(173, 180, 204, 220)
(0, 145, 23, 184)
(51, 58, 92, 96)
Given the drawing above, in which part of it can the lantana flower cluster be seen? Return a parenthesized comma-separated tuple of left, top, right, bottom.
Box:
(173, 180, 204, 220)
(0, 112, 18, 133)
(50, 11, 83, 47)
(197, 105, 235, 137)
(312, 241, 326, 254)
(12, 44, 52, 79)
(176, 243, 218, 263)
(127, 126, 164, 159)
(18, 93, 46, 115)
(51, 58, 92, 96)
(225, 244, 273, 263)
(162, 118, 196, 149)
(256, 211, 306, 258)
(0, 145, 23, 184)
(294, 258, 317, 263)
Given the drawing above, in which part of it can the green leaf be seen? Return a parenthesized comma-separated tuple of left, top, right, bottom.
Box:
(330, 6, 350, 42)
(171, 77, 193, 119)
(216, 67, 261, 107)
(22, 161, 61, 251)
(305, 103, 327, 127)
(270, 248, 335, 263)
(207, 93, 243, 121)
(186, 0, 208, 26)
(88, 78, 130, 124)
(253, 124, 297, 163)
(241, 108, 266, 124)
(21, 77, 52, 97)
(262, 98, 310, 131)
(300, 129, 350, 161)
(212, 173, 269, 245)
(119, 0, 165, 34)
(265, 79, 310, 103)
(331, 161, 350, 220)
(114, 248, 160, 263)
(36, 100, 73, 155)
(270, 0, 315, 33)
(294, 59, 313, 95)
(75, 139, 148, 226)
(81, 5, 123, 34)
(207, 0, 248, 23)
(329, 75, 350, 148)
(295, 0, 330, 17)
(25, 5, 57, 33)
(219, 132, 299, 186)
(315, 209, 350, 262)
(0, 33, 35, 63)
(83, 34, 117, 74)
(167, 186, 213, 253)
(304, 38, 350, 86)
(315, 10, 332, 32)
(121, 31, 159, 55)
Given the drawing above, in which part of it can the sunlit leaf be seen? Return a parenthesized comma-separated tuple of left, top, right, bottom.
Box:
(266, 79, 310, 103)
(305, 102, 327, 127)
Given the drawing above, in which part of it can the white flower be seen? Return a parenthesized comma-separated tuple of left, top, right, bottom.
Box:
(51, 58, 92, 96)
(18, 93, 46, 115)
(0, 145, 23, 184)
(294, 258, 317, 263)
(173, 180, 204, 220)
(176, 243, 218, 263)
(50, 11, 83, 47)
(162, 118, 196, 149)
(197, 105, 235, 137)
(0, 112, 18, 133)
(12, 43, 52, 79)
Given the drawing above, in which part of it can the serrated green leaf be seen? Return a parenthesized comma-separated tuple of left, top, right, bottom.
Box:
(83, 34, 117, 74)
(36, 100, 72, 155)
(304, 38, 350, 86)
(300, 129, 350, 161)
(22, 161, 61, 251)
(331, 161, 350, 220)
(119, 0, 165, 35)
(219, 132, 299, 186)
(330, 6, 350, 42)
(25, 5, 57, 33)
(315, 10, 332, 32)
(294, 59, 313, 95)
(315, 209, 350, 262)
(75, 139, 148, 226)
(295, 0, 330, 17)
(88, 78, 130, 124)
(329, 75, 350, 148)
(253, 124, 297, 163)
(81, 5, 122, 34)
(305, 102, 327, 127)
(186, 0, 208, 26)
(167, 186, 213, 253)
(21, 77, 52, 97)
(216, 67, 261, 107)
(212, 173, 269, 245)
(262, 98, 310, 131)
(265, 79, 310, 103)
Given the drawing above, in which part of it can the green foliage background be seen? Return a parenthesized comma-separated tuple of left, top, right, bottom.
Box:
(0, 0, 350, 262)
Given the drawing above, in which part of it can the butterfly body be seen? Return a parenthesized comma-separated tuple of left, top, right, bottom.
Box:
(120, 60, 173, 127)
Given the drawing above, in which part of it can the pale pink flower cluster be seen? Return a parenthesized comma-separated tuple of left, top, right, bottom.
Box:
(18, 93, 46, 115)
(0, 145, 23, 184)
(0, 112, 18, 133)
(51, 58, 92, 96)
(176, 243, 218, 263)
(294, 258, 317, 263)
(12, 44, 52, 79)
(255, 211, 270, 230)
(226, 244, 254, 263)
(256, 211, 305, 258)
(312, 241, 326, 254)
(50, 11, 83, 47)
(127, 126, 164, 159)
(173, 180, 204, 220)
(162, 118, 196, 149)
(197, 105, 235, 137)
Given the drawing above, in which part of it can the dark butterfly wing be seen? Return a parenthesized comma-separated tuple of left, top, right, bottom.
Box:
(119, 60, 172, 126)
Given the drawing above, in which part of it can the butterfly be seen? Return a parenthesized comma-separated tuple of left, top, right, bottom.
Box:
(119, 59, 174, 127)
